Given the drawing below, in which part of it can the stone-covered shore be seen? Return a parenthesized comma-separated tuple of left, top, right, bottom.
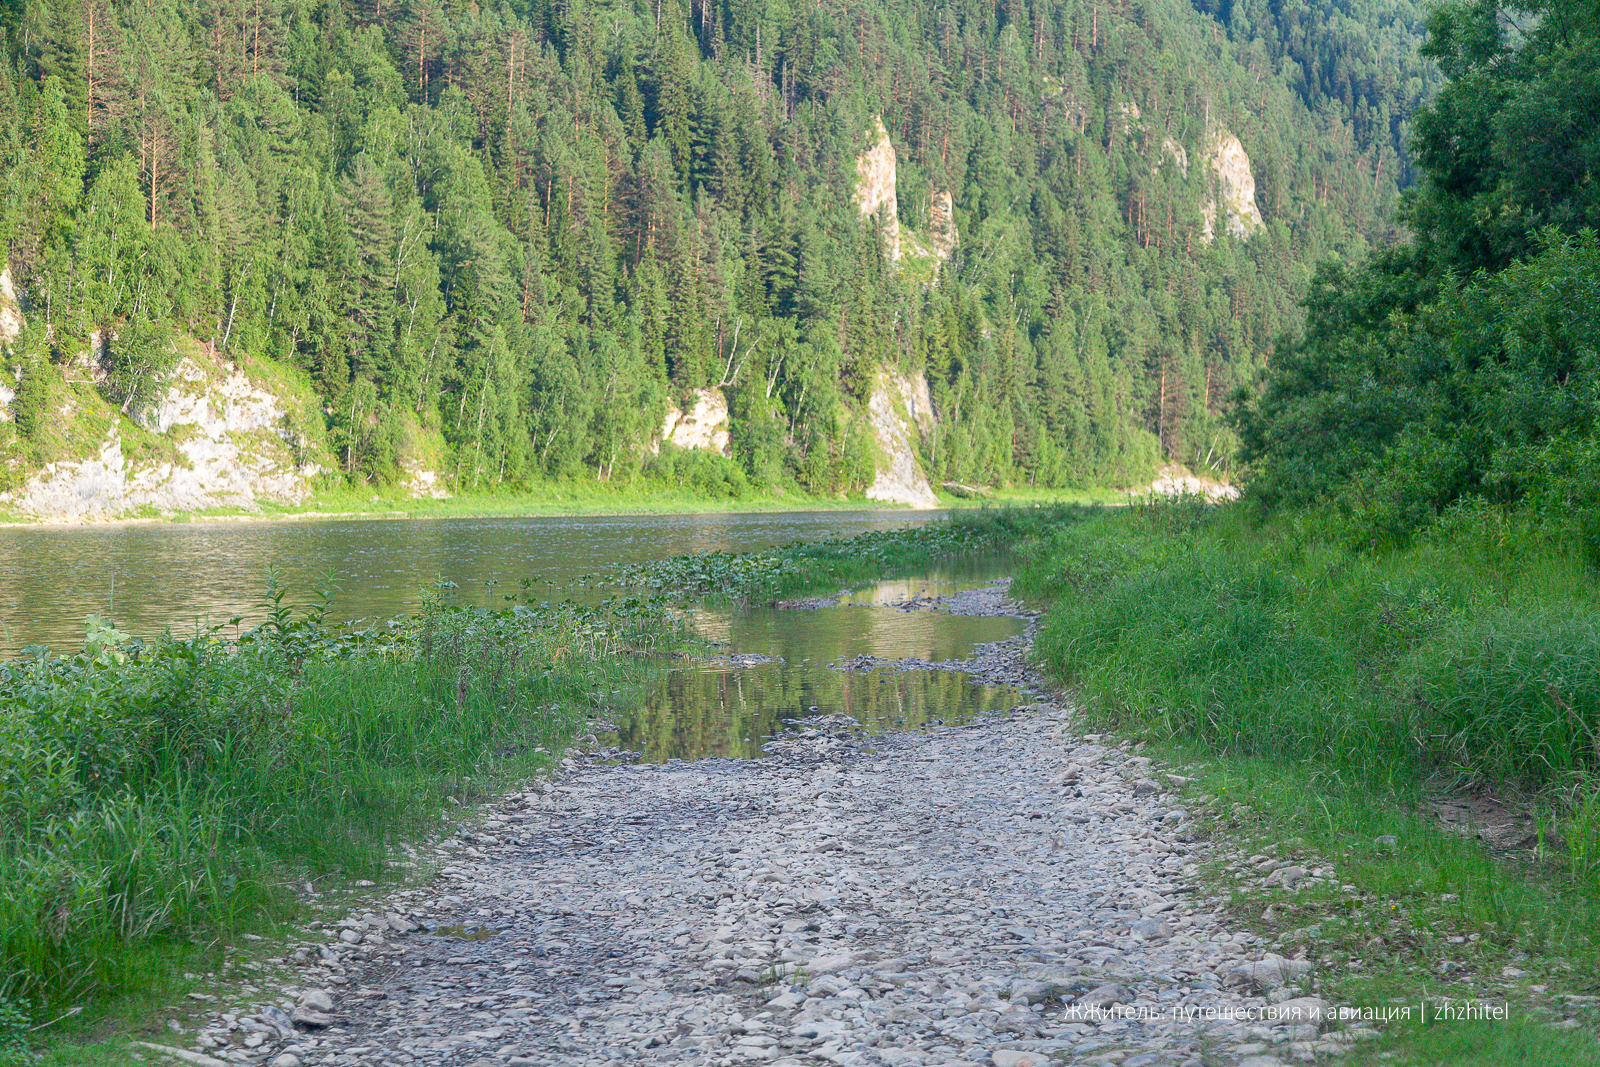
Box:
(153, 591, 1364, 1067)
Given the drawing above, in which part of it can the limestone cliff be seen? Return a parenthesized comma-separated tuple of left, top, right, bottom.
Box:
(1112, 103, 1260, 242)
(1160, 137, 1189, 180)
(658, 388, 731, 456)
(0, 269, 20, 418)
(0, 269, 23, 346)
(1129, 464, 1240, 502)
(927, 191, 959, 261)
(855, 117, 904, 261)
(854, 118, 957, 268)
(1201, 129, 1265, 242)
(864, 369, 939, 510)
(0, 350, 327, 522)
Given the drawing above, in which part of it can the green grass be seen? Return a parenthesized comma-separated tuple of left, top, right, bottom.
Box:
(616, 503, 1083, 602)
(1017, 501, 1600, 807)
(1357, 1015, 1600, 1066)
(0, 584, 682, 1060)
(0, 469, 1120, 526)
(1008, 500, 1600, 1063)
(253, 483, 1121, 522)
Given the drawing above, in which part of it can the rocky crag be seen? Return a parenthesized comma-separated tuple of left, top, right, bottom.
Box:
(1, 348, 328, 522)
(854, 117, 959, 267)
(657, 388, 733, 456)
(1202, 129, 1266, 242)
(865, 369, 940, 510)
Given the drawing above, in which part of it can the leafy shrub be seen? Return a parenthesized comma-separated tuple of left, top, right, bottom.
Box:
(0, 994, 32, 1066)
(1240, 227, 1600, 546)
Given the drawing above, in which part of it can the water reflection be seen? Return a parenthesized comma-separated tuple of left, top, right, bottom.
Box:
(612, 660, 1019, 763)
(610, 587, 1027, 762)
(0, 510, 944, 654)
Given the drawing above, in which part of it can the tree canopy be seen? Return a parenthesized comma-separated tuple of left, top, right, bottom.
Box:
(1, 0, 1415, 494)
(1237, 0, 1600, 546)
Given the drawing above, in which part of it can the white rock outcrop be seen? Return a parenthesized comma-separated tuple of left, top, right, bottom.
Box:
(1128, 465, 1240, 502)
(659, 388, 731, 456)
(864, 369, 939, 509)
(0, 268, 23, 345)
(927, 191, 959, 260)
(1160, 137, 1189, 179)
(855, 117, 903, 261)
(405, 467, 449, 499)
(0, 355, 321, 522)
(855, 117, 957, 267)
(1202, 129, 1265, 242)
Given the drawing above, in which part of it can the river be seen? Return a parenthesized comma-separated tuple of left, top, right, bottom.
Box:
(4, 511, 1029, 760)
(2, 510, 953, 655)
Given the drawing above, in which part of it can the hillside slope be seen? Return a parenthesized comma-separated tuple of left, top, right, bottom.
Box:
(0, 0, 1419, 503)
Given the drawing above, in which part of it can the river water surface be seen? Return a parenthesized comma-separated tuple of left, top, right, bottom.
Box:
(2, 510, 1027, 760)
(1, 510, 951, 654)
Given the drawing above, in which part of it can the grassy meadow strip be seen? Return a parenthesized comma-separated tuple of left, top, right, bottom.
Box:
(0, 580, 683, 1055)
(615, 505, 1076, 602)
(1010, 500, 1600, 1061)
(1013, 501, 1600, 854)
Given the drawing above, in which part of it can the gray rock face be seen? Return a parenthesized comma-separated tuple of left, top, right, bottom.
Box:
(288, 1007, 331, 1030)
(252, 1007, 294, 1040)
(1131, 917, 1174, 940)
(295, 990, 333, 1013)
(1076, 982, 1134, 1010)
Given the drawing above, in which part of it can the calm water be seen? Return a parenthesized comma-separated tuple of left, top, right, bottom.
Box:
(1, 510, 1028, 762)
(0, 510, 947, 655)
(618, 586, 1026, 761)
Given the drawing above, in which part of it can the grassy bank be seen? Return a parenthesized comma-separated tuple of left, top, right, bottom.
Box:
(1009, 501, 1600, 1061)
(0, 482, 1123, 528)
(616, 504, 1078, 602)
(0, 582, 682, 1058)
(290, 482, 1121, 520)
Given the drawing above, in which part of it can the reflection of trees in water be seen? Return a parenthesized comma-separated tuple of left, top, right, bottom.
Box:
(613, 665, 1016, 762)
(1, 513, 939, 655)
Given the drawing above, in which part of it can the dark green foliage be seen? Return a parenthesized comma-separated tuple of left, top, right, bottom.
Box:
(1410, 0, 1600, 273)
(9, 353, 59, 443)
(1241, 231, 1600, 540)
(1, 0, 1406, 492)
(1236, 0, 1600, 542)
(1195, 0, 1442, 184)
(100, 316, 178, 419)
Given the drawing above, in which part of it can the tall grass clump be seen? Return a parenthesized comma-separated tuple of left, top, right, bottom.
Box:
(1018, 499, 1600, 850)
(0, 579, 680, 1022)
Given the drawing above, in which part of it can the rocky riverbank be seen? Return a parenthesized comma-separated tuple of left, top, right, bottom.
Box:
(143, 589, 1368, 1067)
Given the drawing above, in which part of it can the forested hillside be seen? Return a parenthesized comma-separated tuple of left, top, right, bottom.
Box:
(0, 0, 1421, 497)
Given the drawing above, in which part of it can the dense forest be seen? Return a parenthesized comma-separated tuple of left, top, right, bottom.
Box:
(0, 0, 1434, 496)
(1237, 0, 1600, 547)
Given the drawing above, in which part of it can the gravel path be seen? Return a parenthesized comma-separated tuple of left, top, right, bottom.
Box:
(171, 592, 1367, 1067)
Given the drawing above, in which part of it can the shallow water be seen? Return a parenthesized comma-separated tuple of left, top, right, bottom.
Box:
(4, 510, 1026, 764)
(610, 558, 1028, 762)
(0, 510, 946, 655)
